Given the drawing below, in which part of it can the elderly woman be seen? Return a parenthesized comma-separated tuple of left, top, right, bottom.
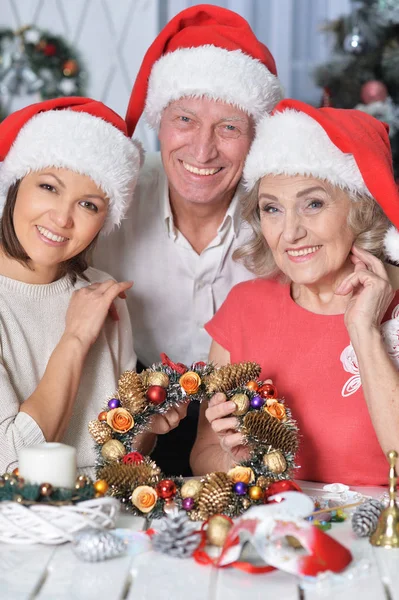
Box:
(191, 99, 399, 485)
(0, 97, 184, 475)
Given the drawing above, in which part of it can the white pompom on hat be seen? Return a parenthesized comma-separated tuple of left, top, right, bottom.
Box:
(0, 97, 143, 235)
(243, 98, 399, 263)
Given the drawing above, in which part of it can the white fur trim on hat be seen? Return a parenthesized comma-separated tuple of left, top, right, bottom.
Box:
(145, 45, 284, 128)
(384, 225, 399, 263)
(243, 109, 371, 196)
(0, 110, 142, 234)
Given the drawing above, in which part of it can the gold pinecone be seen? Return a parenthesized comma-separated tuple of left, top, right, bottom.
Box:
(88, 420, 113, 444)
(204, 362, 261, 395)
(197, 472, 233, 520)
(243, 411, 298, 455)
(117, 370, 146, 415)
(98, 462, 160, 494)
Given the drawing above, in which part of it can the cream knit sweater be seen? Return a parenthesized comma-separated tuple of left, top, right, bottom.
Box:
(0, 267, 136, 474)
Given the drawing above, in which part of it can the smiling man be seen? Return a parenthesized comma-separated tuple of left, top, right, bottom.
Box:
(94, 4, 283, 474)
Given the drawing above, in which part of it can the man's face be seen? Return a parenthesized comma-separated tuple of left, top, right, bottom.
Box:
(158, 97, 254, 208)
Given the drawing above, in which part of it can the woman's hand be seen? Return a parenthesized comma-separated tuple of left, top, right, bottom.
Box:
(205, 393, 250, 462)
(64, 279, 133, 349)
(149, 401, 190, 434)
(335, 246, 394, 333)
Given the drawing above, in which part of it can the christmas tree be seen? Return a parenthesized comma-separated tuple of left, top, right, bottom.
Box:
(315, 0, 399, 176)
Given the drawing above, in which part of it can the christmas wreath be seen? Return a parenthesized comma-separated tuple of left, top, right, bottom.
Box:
(89, 354, 300, 520)
(0, 25, 86, 117)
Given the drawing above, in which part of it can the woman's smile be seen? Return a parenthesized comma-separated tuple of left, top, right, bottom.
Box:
(36, 225, 70, 246)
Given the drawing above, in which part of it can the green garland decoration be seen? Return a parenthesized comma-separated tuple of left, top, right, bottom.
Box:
(90, 354, 300, 520)
(0, 25, 87, 119)
(0, 472, 97, 505)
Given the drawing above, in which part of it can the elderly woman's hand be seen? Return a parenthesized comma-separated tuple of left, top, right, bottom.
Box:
(205, 393, 250, 462)
(335, 245, 394, 333)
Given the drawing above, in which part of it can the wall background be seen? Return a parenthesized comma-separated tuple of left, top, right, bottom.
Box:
(1, 0, 351, 150)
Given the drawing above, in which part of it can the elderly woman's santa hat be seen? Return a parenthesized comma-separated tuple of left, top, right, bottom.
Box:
(244, 98, 399, 263)
(125, 4, 283, 135)
(0, 97, 143, 234)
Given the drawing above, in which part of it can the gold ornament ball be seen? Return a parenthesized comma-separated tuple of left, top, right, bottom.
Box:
(94, 479, 109, 495)
(146, 371, 170, 388)
(262, 449, 287, 474)
(231, 393, 250, 416)
(12, 467, 19, 477)
(98, 411, 108, 422)
(248, 486, 263, 501)
(101, 439, 126, 462)
(180, 479, 203, 499)
(206, 515, 233, 547)
(75, 475, 90, 489)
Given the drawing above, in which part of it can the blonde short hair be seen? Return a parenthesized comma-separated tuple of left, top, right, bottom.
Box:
(234, 180, 392, 279)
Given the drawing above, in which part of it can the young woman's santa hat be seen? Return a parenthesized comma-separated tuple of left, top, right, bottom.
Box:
(0, 97, 143, 234)
(244, 98, 399, 263)
(125, 4, 283, 136)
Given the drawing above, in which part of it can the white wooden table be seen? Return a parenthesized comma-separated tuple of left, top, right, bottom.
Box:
(1, 483, 398, 600)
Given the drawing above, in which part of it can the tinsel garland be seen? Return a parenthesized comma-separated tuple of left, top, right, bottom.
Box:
(89, 355, 299, 521)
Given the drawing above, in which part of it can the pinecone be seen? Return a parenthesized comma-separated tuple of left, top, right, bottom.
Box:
(152, 511, 201, 558)
(88, 420, 113, 444)
(243, 411, 298, 455)
(117, 370, 146, 414)
(197, 472, 233, 520)
(204, 362, 261, 395)
(352, 499, 383, 538)
(98, 463, 160, 495)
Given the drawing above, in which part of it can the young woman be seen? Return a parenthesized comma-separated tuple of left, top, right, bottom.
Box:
(0, 97, 144, 476)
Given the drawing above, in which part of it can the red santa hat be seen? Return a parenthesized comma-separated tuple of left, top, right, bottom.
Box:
(125, 4, 283, 135)
(243, 98, 399, 263)
(0, 97, 143, 234)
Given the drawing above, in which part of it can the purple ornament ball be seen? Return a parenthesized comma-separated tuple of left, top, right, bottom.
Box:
(250, 395, 265, 409)
(233, 481, 248, 496)
(108, 398, 121, 409)
(182, 497, 195, 511)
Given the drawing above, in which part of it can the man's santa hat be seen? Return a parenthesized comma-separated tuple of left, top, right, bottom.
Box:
(125, 4, 283, 135)
(244, 98, 399, 263)
(0, 97, 143, 234)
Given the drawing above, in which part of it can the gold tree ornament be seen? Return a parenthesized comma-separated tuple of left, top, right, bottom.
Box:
(231, 393, 250, 416)
(98, 462, 160, 493)
(206, 515, 233, 547)
(88, 420, 112, 444)
(117, 370, 146, 414)
(180, 479, 203, 499)
(262, 449, 287, 474)
(370, 450, 399, 548)
(100, 439, 126, 462)
(146, 371, 170, 388)
(243, 411, 298, 455)
(197, 472, 233, 520)
(203, 362, 261, 395)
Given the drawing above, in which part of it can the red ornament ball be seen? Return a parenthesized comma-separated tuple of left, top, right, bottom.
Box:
(122, 452, 144, 465)
(43, 43, 57, 57)
(360, 80, 388, 105)
(156, 479, 177, 499)
(258, 383, 277, 399)
(146, 385, 167, 405)
(264, 480, 302, 503)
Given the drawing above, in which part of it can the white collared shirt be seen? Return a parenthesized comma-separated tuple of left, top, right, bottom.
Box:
(94, 152, 255, 366)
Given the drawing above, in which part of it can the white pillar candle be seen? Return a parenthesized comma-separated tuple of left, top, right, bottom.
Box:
(18, 442, 77, 488)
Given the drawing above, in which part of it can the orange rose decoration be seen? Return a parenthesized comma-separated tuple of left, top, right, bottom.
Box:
(107, 407, 134, 433)
(265, 402, 286, 421)
(131, 485, 158, 513)
(179, 371, 201, 395)
(227, 466, 255, 484)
